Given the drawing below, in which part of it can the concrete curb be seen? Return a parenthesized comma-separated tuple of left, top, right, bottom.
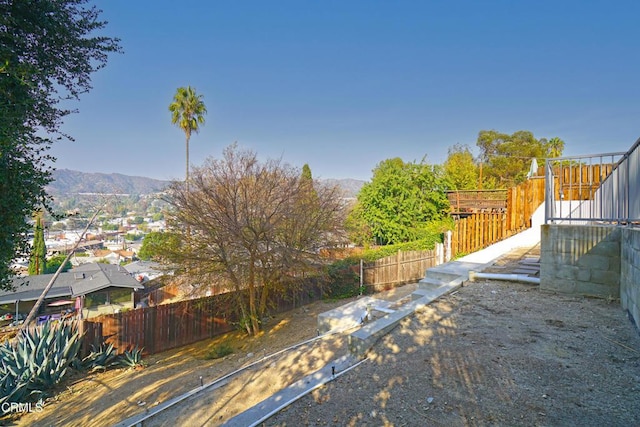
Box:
(222, 354, 364, 427)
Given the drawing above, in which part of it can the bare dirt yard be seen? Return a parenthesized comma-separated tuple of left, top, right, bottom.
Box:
(268, 249, 640, 427)
(9, 246, 640, 427)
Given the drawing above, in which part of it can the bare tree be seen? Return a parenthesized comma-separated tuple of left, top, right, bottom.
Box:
(166, 144, 346, 335)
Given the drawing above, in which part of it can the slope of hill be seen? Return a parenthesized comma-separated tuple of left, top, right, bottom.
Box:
(47, 169, 170, 195)
(322, 178, 365, 198)
(46, 169, 365, 198)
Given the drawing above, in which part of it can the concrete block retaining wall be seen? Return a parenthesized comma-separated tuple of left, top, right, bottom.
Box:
(540, 224, 621, 298)
(542, 224, 640, 330)
(621, 228, 640, 330)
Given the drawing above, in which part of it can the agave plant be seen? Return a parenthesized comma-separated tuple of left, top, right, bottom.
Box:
(117, 346, 145, 368)
(80, 343, 118, 372)
(0, 321, 82, 405)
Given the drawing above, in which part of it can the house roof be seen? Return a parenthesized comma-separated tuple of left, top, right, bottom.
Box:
(123, 260, 162, 276)
(0, 263, 143, 305)
(92, 249, 113, 258)
(114, 250, 134, 258)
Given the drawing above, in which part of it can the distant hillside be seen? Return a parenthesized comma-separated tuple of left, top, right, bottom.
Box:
(46, 169, 365, 198)
(47, 169, 170, 196)
(322, 178, 365, 198)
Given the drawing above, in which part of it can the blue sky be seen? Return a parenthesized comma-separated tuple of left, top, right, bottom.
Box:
(51, 0, 640, 182)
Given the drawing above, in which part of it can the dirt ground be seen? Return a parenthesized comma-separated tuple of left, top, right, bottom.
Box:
(8, 296, 355, 427)
(10, 247, 640, 427)
(268, 249, 640, 427)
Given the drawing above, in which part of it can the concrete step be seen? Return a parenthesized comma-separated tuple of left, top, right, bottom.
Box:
(425, 260, 486, 282)
(350, 280, 464, 358)
(417, 277, 446, 288)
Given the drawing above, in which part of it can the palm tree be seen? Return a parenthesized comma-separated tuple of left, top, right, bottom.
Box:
(547, 137, 565, 158)
(169, 86, 207, 184)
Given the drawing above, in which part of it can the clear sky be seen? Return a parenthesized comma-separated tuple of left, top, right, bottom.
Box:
(50, 0, 640, 182)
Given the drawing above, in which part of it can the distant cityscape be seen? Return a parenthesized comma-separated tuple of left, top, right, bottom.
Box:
(11, 169, 365, 273)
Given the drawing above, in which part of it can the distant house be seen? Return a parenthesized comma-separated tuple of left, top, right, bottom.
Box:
(0, 263, 143, 321)
(146, 220, 166, 232)
(123, 260, 177, 305)
(113, 249, 135, 263)
(123, 260, 163, 283)
(71, 248, 134, 266)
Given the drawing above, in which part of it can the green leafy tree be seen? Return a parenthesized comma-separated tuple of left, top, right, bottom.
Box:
(128, 216, 144, 225)
(66, 217, 89, 230)
(352, 157, 449, 245)
(138, 231, 181, 261)
(344, 201, 373, 247)
(0, 0, 120, 289)
(300, 163, 319, 204)
(124, 233, 143, 242)
(101, 223, 119, 231)
(169, 86, 207, 184)
(50, 222, 66, 231)
(44, 254, 72, 274)
(443, 144, 479, 190)
(476, 130, 565, 188)
(28, 215, 46, 275)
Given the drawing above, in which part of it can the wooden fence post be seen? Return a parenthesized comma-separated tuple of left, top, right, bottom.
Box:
(359, 259, 364, 295)
(444, 231, 452, 263)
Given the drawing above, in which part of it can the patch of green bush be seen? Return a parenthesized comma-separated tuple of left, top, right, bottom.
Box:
(325, 259, 362, 300)
(323, 219, 452, 300)
(204, 343, 233, 360)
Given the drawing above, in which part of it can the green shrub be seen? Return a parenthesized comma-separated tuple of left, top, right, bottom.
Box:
(325, 259, 361, 300)
(44, 254, 72, 274)
(324, 220, 451, 299)
(204, 343, 233, 360)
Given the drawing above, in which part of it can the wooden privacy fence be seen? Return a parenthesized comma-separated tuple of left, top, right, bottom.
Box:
(549, 163, 615, 201)
(450, 177, 546, 258)
(362, 248, 440, 292)
(449, 212, 508, 257)
(446, 189, 508, 214)
(505, 176, 545, 231)
(83, 281, 324, 356)
(83, 296, 236, 356)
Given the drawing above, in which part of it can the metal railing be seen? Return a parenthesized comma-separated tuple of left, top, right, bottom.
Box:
(544, 137, 640, 225)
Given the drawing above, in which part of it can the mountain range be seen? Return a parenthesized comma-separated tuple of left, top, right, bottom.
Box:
(46, 169, 169, 196)
(47, 169, 365, 198)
